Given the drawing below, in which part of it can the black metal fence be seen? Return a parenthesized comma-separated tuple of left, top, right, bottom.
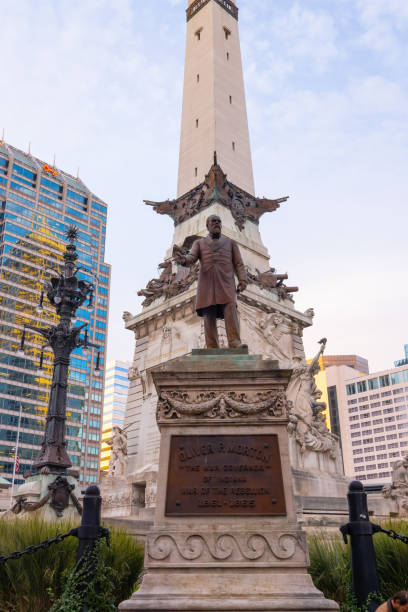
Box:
(340, 480, 408, 611)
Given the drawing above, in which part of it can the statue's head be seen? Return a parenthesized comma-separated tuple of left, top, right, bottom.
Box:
(113, 426, 121, 433)
(206, 215, 222, 236)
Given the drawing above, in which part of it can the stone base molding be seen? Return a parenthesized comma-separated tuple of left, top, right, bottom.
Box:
(119, 572, 338, 611)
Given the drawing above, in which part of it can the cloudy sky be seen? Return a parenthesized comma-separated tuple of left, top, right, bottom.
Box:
(1, 0, 407, 372)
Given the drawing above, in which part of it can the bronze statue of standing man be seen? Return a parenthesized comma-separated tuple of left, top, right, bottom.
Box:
(174, 215, 247, 349)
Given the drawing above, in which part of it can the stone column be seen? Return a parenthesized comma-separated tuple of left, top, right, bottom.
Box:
(120, 349, 338, 611)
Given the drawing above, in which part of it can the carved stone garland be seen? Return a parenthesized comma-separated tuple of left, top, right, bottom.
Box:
(157, 390, 290, 421)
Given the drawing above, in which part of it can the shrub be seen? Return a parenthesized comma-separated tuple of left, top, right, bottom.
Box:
(0, 517, 144, 612)
(308, 520, 408, 610)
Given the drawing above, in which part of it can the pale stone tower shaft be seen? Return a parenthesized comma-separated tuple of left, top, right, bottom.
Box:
(177, 0, 255, 197)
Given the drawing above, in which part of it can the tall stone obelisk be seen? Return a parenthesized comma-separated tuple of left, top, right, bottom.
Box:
(178, 0, 254, 196)
(119, 0, 346, 525)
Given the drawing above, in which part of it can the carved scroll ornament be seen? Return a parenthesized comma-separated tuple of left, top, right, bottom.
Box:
(157, 390, 290, 421)
(147, 531, 306, 564)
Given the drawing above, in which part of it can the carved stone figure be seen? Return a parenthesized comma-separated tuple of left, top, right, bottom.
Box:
(382, 455, 408, 514)
(259, 313, 294, 363)
(286, 339, 337, 458)
(145, 478, 158, 509)
(304, 308, 315, 318)
(144, 156, 288, 231)
(240, 305, 294, 365)
(122, 311, 133, 323)
(138, 245, 199, 308)
(247, 267, 299, 301)
(107, 426, 128, 477)
(286, 339, 326, 425)
(173, 215, 247, 348)
(128, 366, 139, 381)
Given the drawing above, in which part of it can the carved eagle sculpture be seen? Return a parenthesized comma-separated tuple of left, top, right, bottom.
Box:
(144, 160, 289, 231)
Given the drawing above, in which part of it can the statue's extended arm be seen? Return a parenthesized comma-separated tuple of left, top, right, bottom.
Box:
(173, 240, 200, 267)
(310, 338, 327, 373)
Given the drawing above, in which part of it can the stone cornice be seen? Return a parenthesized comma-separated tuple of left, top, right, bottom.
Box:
(187, 0, 238, 22)
(123, 288, 313, 340)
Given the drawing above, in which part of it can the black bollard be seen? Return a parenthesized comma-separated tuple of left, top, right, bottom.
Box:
(76, 484, 102, 563)
(340, 481, 381, 612)
(76, 485, 102, 610)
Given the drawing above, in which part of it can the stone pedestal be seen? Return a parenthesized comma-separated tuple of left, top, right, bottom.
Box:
(120, 351, 338, 611)
(2, 472, 81, 521)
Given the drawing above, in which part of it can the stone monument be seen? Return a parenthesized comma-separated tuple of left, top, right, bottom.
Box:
(120, 351, 338, 611)
(120, 0, 348, 527)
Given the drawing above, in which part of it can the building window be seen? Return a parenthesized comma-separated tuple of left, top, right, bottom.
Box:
(197, 74, 200, 83)
(195, 28, 202, 41)
(357, 381, 367, 393)
(224, 27, 231, 40)
(195, 167, 198, 177)
(196, 119, 199, 128)
(380, 375, 390, 388)
(347, 384, 356, 396)
(392, 372, 403, 385)
(229, 95, 232, 104)
(368, 378, 378, 390)
(232, 141, 235, 150)
(226, 52, 230, 60)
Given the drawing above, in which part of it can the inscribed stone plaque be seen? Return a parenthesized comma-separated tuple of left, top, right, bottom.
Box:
(166, 434, 286, 516)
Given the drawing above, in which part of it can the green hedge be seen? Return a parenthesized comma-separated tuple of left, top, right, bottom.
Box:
(0, 518, 144, 612)
(308, 520, 408, 611)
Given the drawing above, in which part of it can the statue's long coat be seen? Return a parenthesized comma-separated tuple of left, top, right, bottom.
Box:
(184, 234, 247, 317)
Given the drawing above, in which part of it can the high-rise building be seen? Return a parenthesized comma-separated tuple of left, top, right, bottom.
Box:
(323, 356, 408, 486)
(100, 360, 131, 472)
(0, 141, 110, 486)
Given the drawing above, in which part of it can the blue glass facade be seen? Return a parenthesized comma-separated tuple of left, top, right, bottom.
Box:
(0, 143, 110, 485)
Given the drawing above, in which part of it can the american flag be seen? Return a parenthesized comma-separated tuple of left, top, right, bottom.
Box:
(15, 455, 19, 474)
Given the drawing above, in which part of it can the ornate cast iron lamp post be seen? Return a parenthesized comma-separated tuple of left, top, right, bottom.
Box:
(18, 226, 100, 475)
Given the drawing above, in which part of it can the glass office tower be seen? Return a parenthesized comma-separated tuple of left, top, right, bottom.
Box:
(0, 142, 110, 486)
(100, 360, 131, 472)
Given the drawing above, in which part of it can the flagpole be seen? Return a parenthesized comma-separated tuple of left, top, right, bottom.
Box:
(10, 403, 23, 504)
